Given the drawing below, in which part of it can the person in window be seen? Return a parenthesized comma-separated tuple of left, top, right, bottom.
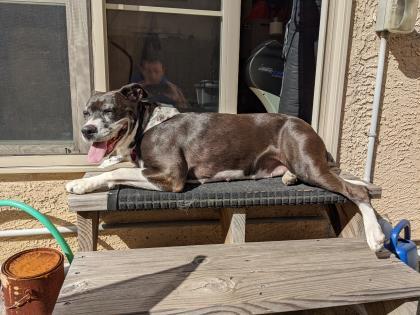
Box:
(131, 55, 189, 111)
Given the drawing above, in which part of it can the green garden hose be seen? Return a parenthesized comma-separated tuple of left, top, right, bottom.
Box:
(0, 200, 74, 263)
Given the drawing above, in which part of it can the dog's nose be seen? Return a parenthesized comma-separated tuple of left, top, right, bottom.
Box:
(81, 125, 98, 138)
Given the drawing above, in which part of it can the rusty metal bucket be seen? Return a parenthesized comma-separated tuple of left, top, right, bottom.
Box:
(1, 248, 64, 315)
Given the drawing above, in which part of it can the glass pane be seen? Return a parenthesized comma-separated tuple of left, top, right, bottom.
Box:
(106, 0, 220, 11)
(0, 3, 72, 141)
(238, 0, 321, 124)
(107, 10, 220, 112)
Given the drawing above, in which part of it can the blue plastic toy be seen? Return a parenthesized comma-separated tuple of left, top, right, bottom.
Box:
(385, 219, 417, 270)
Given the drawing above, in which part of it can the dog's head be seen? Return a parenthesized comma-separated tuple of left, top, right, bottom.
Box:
(82, 83, 148, 163)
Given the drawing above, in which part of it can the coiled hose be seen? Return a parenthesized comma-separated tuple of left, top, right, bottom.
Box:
(0, 200, 74, 263)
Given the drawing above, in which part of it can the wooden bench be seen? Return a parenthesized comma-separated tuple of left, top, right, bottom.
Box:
(59, 173, 420, 314)
(69, 172, 381, 251)
(54, 238, 420, 314)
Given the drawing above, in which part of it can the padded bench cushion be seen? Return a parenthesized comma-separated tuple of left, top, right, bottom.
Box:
(107, 178, 347, 211)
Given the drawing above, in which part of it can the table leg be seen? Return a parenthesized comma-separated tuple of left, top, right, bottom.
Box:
(220, 208, 246, 244)
(334, 203, 365, 239)
(324, 204, 342, 237)
(77, 211, 99, 251)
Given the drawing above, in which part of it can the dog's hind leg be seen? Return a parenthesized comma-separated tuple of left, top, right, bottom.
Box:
(281, 118, 384, 251)
(305, 169, 385, 251)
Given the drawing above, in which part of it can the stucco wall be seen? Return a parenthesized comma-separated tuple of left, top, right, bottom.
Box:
(339, 0, 420, 238)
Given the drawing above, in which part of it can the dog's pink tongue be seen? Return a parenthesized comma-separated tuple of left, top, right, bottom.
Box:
(87, 142, 107, 163)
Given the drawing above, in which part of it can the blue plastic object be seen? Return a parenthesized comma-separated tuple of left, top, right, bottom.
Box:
(385, 219, 417, 270)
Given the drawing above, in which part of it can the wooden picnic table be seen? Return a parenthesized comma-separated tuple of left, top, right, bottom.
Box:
(54, 238, 420, 314)
(55, 171, 420, 314)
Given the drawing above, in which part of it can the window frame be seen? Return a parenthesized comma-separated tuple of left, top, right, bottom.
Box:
(0, 0, 353, 173)
(0, 0, 92, 156)
(311, 0, 353, 160)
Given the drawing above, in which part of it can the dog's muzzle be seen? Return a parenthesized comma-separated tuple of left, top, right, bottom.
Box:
(81, 124, 98, 140)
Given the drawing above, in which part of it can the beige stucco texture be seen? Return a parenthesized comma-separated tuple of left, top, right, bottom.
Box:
(339, 0, 420, 239)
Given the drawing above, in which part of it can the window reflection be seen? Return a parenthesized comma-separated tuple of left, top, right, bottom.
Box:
(130, 34, 188, 109)
(107, 11, 220, 112)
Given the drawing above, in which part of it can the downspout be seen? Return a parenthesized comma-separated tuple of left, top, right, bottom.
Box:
(0, 226, 78, 238)
(363, 31, 389, 183)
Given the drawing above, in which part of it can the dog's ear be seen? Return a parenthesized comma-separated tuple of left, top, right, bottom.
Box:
(118, 83, 148, 102)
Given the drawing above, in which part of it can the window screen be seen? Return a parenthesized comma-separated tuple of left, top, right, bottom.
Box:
(0, 3, 73, 141)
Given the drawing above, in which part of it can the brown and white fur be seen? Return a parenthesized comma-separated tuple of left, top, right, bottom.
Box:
(66, 83, 385, 251)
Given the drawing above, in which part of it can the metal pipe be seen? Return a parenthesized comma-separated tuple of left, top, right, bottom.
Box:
(0, 226, 77, 238)
(364, 31, 388, 182)
(0, 221, 217, 238)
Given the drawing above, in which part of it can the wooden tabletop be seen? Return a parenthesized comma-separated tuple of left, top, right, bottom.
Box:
(54, 238, 420, 314)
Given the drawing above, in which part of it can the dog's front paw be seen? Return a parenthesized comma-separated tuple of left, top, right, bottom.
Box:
(66, 179, 93, 194)
(365, 222, 386, 252)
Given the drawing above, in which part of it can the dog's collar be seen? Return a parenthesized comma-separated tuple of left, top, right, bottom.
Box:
(130, 148, 137, 162)
(98, 103, 179, 169)
(130, 102, 180, 163)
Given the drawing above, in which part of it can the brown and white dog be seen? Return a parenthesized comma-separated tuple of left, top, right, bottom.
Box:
(66, 83, 385, 251)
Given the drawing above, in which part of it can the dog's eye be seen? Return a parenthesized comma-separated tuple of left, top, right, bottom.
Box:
(103, 109, 114, 115)
(82, 110, 89, 118)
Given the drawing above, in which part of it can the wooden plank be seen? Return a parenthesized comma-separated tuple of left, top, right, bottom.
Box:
(69, 172, 108, 212)
(55, 238, 420, 314)
(0, 141, 75, 156)
(0, 165, 98, 174)
(0, 155, 90, 167)
(220, 208, 246, 244)
(335, 203, 365, 239)
(69, 191, 108, 212)
(77, 211, 99, 251)
(324, 205, 341, 237)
